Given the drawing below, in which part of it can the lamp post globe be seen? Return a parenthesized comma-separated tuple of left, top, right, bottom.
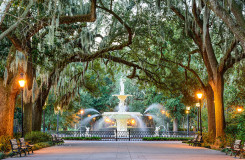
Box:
(237, 106, 243, 113)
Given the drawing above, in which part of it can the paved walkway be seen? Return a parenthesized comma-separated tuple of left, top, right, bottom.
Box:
(7, 141, 236, 160)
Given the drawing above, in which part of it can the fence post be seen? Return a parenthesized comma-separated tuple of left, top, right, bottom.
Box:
(116, 129, 118, 141)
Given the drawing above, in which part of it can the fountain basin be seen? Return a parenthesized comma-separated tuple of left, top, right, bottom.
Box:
(103, 112, 142, 132)
(112, 95, 132, 101)
(102, 112, 142, 119)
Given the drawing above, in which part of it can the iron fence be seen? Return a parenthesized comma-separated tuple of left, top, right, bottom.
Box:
(55, 130, 196, 141)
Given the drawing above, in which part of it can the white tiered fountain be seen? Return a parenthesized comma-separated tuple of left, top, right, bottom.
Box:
(102, 78, 142, 132)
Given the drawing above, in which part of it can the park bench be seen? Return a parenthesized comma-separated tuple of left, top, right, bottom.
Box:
(51, 135, 64, 145)
(188, 134, 198, 146)
(225, 140, 241, 156)
(232, 140, 242, 158)
(19, 138, 34, 154)
(239, 142, 245, 159)
(193, 135, 202, 147)
(9, 139, 26, 157)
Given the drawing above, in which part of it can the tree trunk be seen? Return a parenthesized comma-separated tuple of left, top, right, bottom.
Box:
(173, 118, 178, 132)
(32, 87, 49, 131)
(0, 80, 18, 137)
(204, 84, 216, 138)
(32, 100, 43, 131)
(211, 73, 225, 138)
(23, 102, 32, 134)
(0, 46, 27, 137)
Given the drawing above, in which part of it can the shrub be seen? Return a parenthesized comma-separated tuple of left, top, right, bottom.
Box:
(33, 142, 52, 150)
(13, 133, 21, 140)
(142, 137, 191, 141)
(62, 137, 101, 140)
(0, 152, 5, 159)
(25, 131, 51, 144)
(0, 135, 11, 153)
(202, 132, 215, 148)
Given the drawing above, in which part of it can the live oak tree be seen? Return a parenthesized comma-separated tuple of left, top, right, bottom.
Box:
(0, 0, 97, 136)
(155, 0, 244, 138)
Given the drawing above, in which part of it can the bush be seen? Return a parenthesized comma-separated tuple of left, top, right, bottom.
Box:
(25, 131, 51, 144)
(33, 142, 52, 150)
(142, 137, 191, 141)
(0, 152, 5, 159)
(62, 137, 101, 140)
(0, 135, 11, 153)
(202, 132, 215, 148)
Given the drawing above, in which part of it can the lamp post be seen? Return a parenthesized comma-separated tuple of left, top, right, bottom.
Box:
(197, 93, 203, 136)
(18, 73, 25, 137)
(161, 109, 165, 131)
(186, 106, 191, 136)
(56, 106, 60, 134)
(80, 109, 85, 131)
(196, 102, 200, 132)
(43, 102, 47, 133)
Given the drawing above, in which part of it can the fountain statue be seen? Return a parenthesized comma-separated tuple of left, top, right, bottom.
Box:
(154, 126, 161, 137)
(102, 78, 142, 132)
(85, 127, 90, 137)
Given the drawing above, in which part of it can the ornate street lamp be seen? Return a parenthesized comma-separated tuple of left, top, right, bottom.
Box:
(196, 92, 203, 136)
(18, 73, 25, 137)
(43, 102, 47, 133)
(80, 109, 85, 131)
(186, 106, 191, 136)
(56, 106, 60, 134)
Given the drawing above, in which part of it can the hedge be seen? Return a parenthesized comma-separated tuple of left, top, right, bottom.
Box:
(62, 137, 101, 140)
(142, 137, 192, 141)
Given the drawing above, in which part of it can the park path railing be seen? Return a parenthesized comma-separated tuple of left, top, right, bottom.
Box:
(54, 130, 196, 141)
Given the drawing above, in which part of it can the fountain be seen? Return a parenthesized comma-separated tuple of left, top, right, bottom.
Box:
(102, 78, 142, 132)
(79, 78, 166, 133)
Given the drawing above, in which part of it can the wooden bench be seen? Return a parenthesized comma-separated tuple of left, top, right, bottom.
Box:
(193, 135, 202, 147)
(232, 140, 242, 157)
(188, 134, 198, 146)
(239, 142, 245, 159)
(51, 135, 64, 145)
(226, 140, 241, 156)
(9, 139, 26, 157)
(19, 138, 34, 154)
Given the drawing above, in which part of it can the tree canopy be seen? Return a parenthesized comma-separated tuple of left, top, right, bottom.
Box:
(0, 0, 245, 142)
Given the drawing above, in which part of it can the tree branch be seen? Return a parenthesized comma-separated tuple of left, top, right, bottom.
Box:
(219, 38, 237, 72)
(205, 0, 245, 50)
(0, 0, 33, 41)
(161, 56, 206, 89)
(27, 0, 96, 38)
(0, 0, 12, 25)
